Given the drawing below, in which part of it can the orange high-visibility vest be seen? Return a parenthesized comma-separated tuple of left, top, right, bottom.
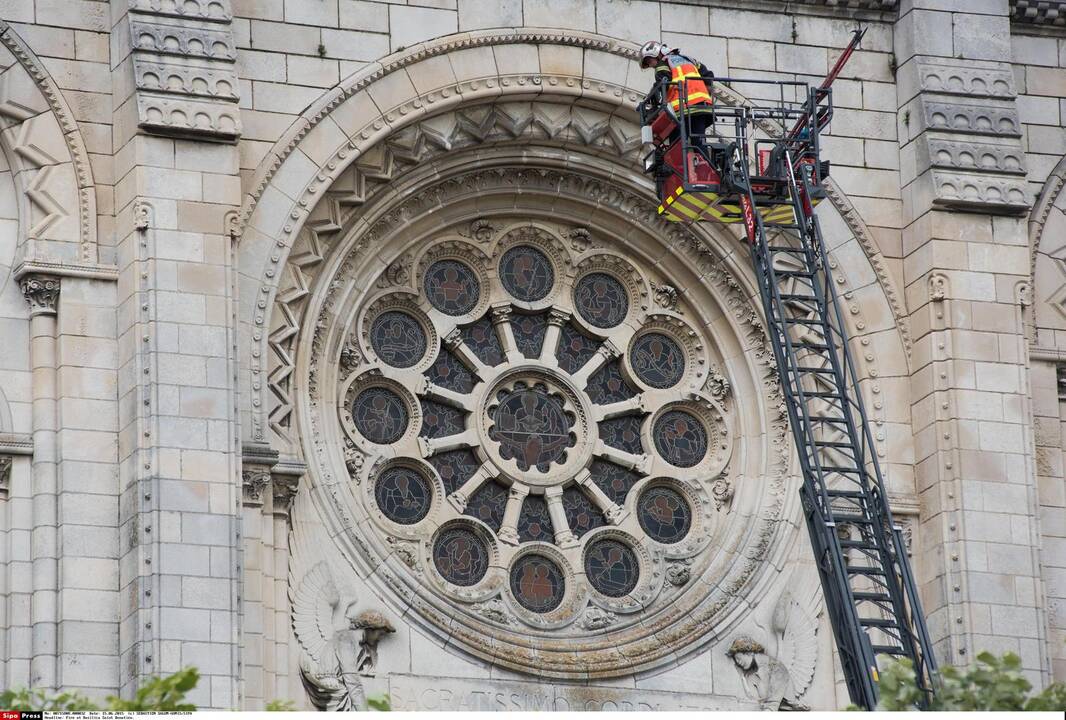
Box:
(656, 53, 713, 114)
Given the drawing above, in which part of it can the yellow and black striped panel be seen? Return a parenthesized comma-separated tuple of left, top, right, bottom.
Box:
(657, 186, 815, 225)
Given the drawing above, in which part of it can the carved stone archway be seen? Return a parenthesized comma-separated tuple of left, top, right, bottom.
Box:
(0, 22, 100, 269)
(236, 29, 915, 697)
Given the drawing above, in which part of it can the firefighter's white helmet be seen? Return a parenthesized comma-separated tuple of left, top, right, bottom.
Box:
(639, 40, 666, 68)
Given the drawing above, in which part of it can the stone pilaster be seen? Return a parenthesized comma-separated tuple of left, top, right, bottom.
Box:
(897, 1, 1048, 682)
(19, 275, 59, 691)
(112, 0, 243, 703)
(238, 444, 301, 708)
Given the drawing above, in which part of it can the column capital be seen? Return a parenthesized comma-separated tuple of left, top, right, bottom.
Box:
(272, 474, 300, 515)
(0, 455, 11, 497)
(19, 274, 60, 316)
(241, 468, 270, 507)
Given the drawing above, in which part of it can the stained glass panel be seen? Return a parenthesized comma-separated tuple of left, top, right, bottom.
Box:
(511, 313, 549, 358)
(352, 387, 408, 444)
(556, 323, 599, 375)
(419, 399, 466, 439)
(428, 449, 480, 494)
(630, 333, 685, 389)
(574, 273, 628, 328)
(425, 349, 477, 394)
(510, 554, 565, 612)
(499, 245, 554, 301)
(461, 315, 504, 366)
(586, 359, 636, 405)
(463, 480, 508, 531)
(562, 486, 605, 538)
(598, 415, 645, 454)
(370, 311, 427, 368)
(374, 466, 432, 524)
(517, 495, 554, 543)
(433, 526, 489, 586)
(489, 382, 575, 472)
(637, 486, 692, 544)
(588, 459, 642, 506)
(584, 539, 640, 598)
(653, 410, 708, 468)
(424, 259, 480, 316)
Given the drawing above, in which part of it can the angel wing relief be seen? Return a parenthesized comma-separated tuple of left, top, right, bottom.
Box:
(291, 561, 395, 710)
(727, 570, 822, 710)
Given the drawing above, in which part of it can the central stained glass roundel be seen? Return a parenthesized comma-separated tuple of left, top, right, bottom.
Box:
(489, 382, 575, 472)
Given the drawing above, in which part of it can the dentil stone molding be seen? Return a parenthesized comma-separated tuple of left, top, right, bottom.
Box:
(19, 274, 60, 316)
(127, 0, 240, 142)
(1012, 0, 1066, 26)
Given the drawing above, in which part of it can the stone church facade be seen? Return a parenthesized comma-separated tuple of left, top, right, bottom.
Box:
(1, 0, 1065, 710)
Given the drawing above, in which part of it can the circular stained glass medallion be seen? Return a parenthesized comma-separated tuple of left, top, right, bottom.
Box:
(584, 539, 640, 598)
(631, 333, 685, 389)
(433, 526, 490, 586)
(637, 487, 692, 543)
(489, 382, 575, 472)
(574, 273, 629, 328)
(370, 311, 427, 368)
(510, 554, 566, 613)
(653, 410, 708, 468)
(375, 466, 432, 524)
(352, 387, 409, 444)
(424, 259, 481, 316)
(499, 245, 554, 302)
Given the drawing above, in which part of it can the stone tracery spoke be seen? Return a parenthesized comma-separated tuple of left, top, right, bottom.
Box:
(497, 483, 530, 545)
(544, 486, 578, 548)
(594, 441, 649, 474)
(419, 428, 479, 458)
(418, 377, 479, 413)
(571, 338, 620, 387)
(444, 328, 491, 376)
(447, 462, 495, 512)
(539, 308, 570, 365)
(593, 396, 646, 421)
(575, 469, 627, 524)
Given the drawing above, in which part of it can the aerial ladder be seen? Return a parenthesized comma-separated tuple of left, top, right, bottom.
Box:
(638, 30, 938, 710)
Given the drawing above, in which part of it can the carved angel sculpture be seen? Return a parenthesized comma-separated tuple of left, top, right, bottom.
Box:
(728, 575, 821, 711)
(292, 562, 366, 711)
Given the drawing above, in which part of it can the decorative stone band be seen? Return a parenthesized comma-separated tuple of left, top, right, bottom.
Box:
(19, 274, 60, 316)
(127, 0, 240, 142)
(1012, 0, 1066, 26)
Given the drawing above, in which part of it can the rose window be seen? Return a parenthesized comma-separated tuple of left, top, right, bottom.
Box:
(339, 223, 731, 629)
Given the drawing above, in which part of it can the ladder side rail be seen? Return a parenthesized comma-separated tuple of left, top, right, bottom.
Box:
(777, 149, 918, 701)
(738, 136, 881, 708)
(787, 154, 936, 700)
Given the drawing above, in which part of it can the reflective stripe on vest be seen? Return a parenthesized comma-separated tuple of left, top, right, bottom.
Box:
(664, 56, 712, 112)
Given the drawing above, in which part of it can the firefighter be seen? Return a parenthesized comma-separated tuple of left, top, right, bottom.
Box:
(639, 41, 715, 156)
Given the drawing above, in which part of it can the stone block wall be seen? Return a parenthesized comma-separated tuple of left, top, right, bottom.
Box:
(0, 0, 1064, 709)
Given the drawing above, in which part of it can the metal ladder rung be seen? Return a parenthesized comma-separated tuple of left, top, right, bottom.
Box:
(859, 617, 901, 629)
(852, 591, 893, 602)
(846, 566, 886, 576)
(871, 644, 909, 656)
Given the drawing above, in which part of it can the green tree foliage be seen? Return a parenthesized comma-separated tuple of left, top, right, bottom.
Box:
(871, 651, 1066, 711)
(1, 668, 199, 712)
(265, 699, 296, 711)
(367, 693, 392, 711)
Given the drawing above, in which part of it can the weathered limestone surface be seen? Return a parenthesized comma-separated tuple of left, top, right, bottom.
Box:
(0, 0, 1062, 709)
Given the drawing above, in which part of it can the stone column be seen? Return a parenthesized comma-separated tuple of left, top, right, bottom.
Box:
(270, 472, 300, 703)
(896, 1, 1048, 681)
(19, 275, 60, 691)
